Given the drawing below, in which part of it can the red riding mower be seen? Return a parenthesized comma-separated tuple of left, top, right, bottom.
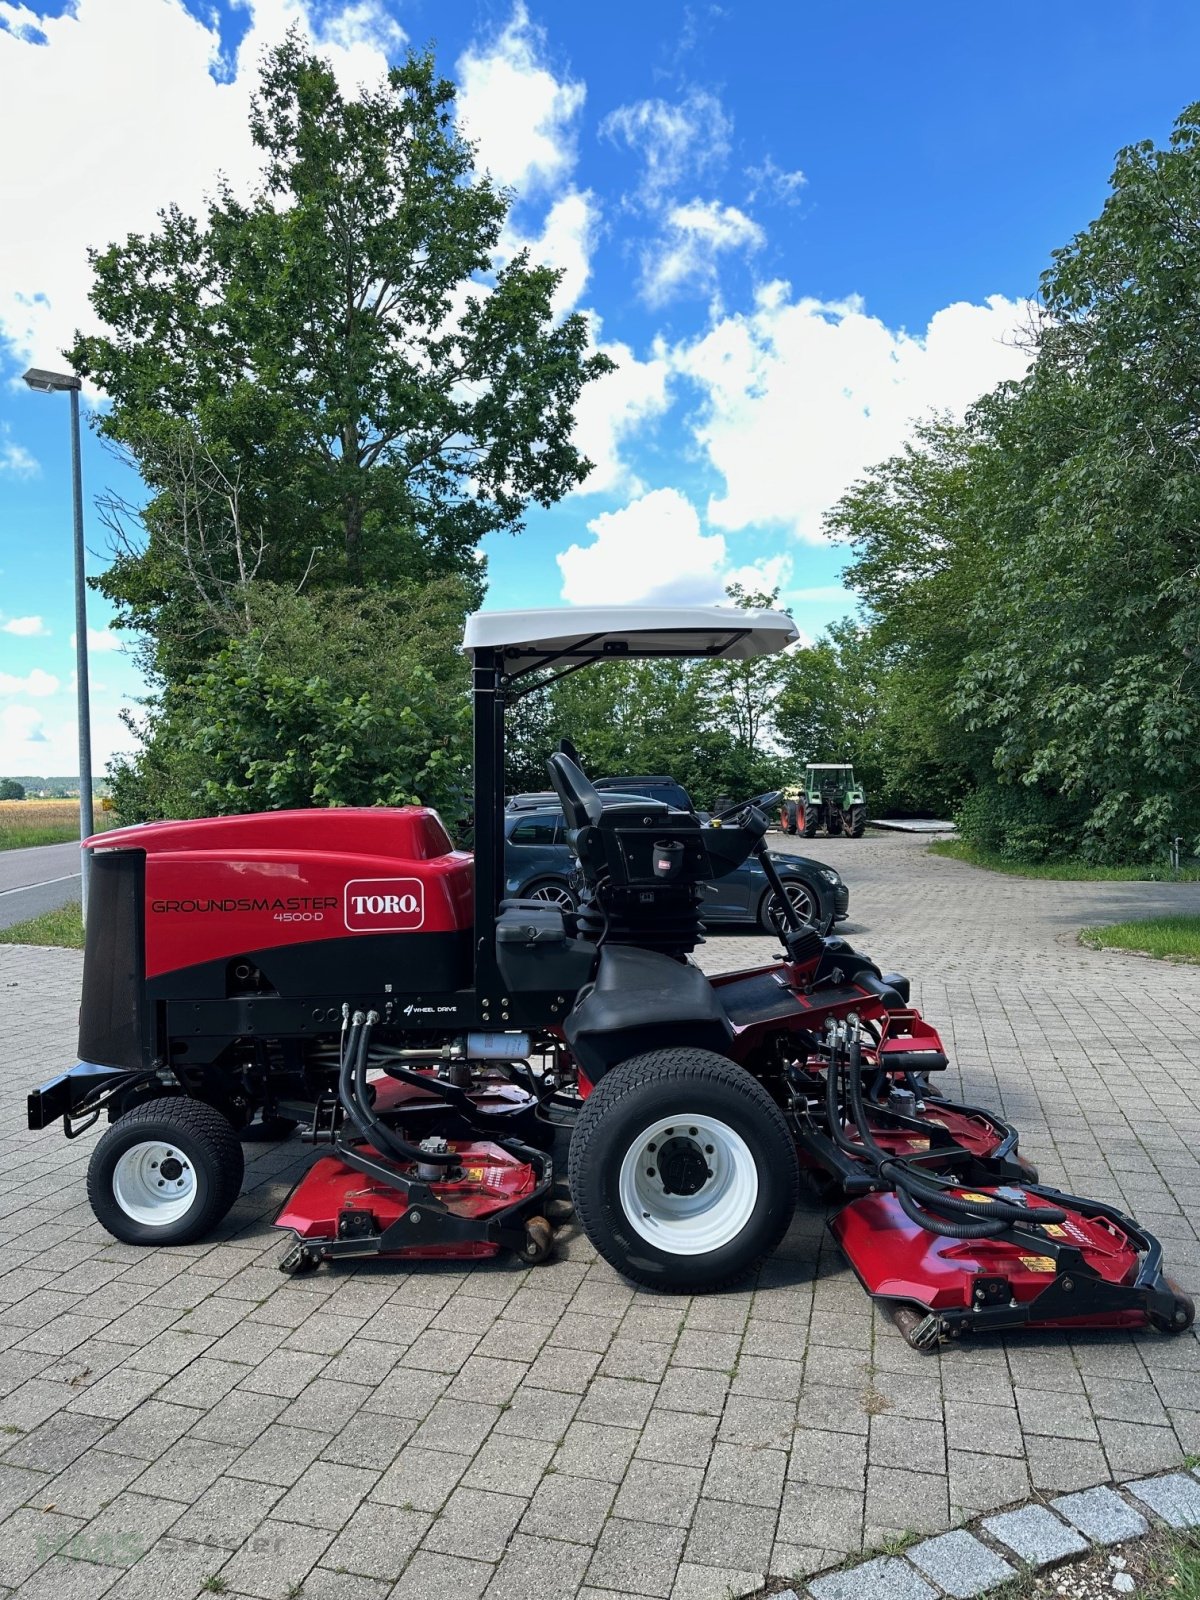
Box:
(28, 607, 1193, 1347)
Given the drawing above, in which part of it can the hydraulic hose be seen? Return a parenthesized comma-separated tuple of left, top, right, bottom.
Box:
(893, 1182, 1008, 1239)
(350, 1014, 460, 1168)
(837, 1028, 1067, 1230)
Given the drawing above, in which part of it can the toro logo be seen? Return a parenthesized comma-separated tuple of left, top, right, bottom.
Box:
(344, 878, 425, 933)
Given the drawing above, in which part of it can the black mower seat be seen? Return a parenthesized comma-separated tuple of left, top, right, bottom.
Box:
(564, 944, 733, 1080)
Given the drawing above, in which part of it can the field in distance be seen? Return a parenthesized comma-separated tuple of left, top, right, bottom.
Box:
(0, 798, 118, 851)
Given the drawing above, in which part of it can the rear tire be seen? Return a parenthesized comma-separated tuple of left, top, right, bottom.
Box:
(849, 810, 866, 838)
(801, 806, 818, 838)
(568, 1050, 798, 1291)
(782, 799, 798, 836)
(87, 1097, 244, 1247)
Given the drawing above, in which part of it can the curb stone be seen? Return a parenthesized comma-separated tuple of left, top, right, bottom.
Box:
(741, 1463, 1200, 1600)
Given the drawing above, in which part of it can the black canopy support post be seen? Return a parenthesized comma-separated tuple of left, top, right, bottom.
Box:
(472, 646, 505, 1013)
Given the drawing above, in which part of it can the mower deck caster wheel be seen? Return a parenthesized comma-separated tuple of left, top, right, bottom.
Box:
(892, 1302, 943, 1351)
(522, 1216, 554, 1263)
(1151, 1280, 1195, 1335)
(279, 1241, 320, 1276)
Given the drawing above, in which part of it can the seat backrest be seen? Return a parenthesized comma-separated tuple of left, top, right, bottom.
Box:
(547, 752, 604, 830)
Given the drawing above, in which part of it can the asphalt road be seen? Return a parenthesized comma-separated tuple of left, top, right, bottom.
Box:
(0, 839, 82, 930)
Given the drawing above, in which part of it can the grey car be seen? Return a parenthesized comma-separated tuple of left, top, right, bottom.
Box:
(503, 804, 849, 933)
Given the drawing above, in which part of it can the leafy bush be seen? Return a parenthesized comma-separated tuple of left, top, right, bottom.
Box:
(954, 784, 1087, 863)
(110, 581, 472, 829)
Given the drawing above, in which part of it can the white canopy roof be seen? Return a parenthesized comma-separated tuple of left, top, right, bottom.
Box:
(462, 605, 798, 675)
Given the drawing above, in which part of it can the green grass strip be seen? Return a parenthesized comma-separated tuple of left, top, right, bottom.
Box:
(1080, 914, 1200, 963)
(0, 903, 84, 949)
(928, 838, 1200, 882)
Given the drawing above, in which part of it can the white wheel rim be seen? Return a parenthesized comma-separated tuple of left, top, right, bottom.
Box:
(617, 1113, 759, 1255)
(112, 1140, 199, 1226)
(531, 882, 574, 911)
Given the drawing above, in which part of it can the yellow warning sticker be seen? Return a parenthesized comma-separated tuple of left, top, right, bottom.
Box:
(1041, 1223, 1067, 1238)
(958, 1192, 992, 1204)
(905, 1139, 931, 1152)
(1019, 1255, 1056, 1273)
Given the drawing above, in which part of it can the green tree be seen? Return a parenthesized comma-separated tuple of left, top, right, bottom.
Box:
(74, 33, 611, 683)
(110, 579, 473, 826)
(0, 779, 25, 801)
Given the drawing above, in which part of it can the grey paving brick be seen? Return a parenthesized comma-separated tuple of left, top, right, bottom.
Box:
(485, 1532, 592, 1600)
(271, 1460, 377, 1529)
(907, 1530, 1016, 1597)
(808, 1555, 938, 1600)
(390, 1549, 494, 1600)
(685, 1497, 778, 1570)
(169, 1476, 283, 1549)
(587, 1517, 687, 1597)
(669, 1561, 767, 1600)
(553, 1421, 639, 1483)
(521, 1472, 615, 1545)
(1126, 1470, 1200, 1528)
(612, 1459, 703, 1526)
(372, 1446, 472, 1512)
(636, 1409, 719, 1466)
(1050, 1485, 1149, 1544)
(423, 1485, 527, 1562)
(982, 1504, 1089, 1565)
(214, 1516, 333, 1598)
(462, 1431, 556, 1496)
(314, 1498, 430, 1580)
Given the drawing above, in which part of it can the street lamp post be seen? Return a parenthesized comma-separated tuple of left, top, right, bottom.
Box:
(22, 367, 94, 924)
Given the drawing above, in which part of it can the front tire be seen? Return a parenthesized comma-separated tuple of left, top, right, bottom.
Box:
(568, 1050, 798, 1291)
(826, 814, 844, 836)
(87, 1098, 244, 1246)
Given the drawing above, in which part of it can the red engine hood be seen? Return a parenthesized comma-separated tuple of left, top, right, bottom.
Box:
(88, 806, 455, 860)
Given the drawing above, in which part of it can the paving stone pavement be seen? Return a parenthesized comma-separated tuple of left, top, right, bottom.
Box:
(0, 831, 1197, 1600)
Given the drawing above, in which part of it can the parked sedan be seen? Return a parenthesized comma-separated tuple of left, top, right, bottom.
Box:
(504, 804, 849, 934)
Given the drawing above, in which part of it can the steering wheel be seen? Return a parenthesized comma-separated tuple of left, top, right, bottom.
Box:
(710, 790, 782, 825)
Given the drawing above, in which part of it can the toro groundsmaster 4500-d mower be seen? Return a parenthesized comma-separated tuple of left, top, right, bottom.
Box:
(28, 607, 1194, 1347)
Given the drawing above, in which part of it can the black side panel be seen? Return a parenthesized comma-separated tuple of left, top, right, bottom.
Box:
(148, 929, 473, 1003)
(79, 850, 148, 1069)
(564, 945, 732, 1080)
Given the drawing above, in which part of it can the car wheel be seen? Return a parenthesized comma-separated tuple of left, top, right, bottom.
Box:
(759, 879, 832, 936)
(524, 877, 578, 913)
(87, 1097, 244, 1246)
(568, 1049, 798, 1291)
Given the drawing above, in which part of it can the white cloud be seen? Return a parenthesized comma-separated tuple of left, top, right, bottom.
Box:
(557, 486, 790, 606)
(673, 285, 1033, 541)
(570, 329, 671, 497)
(0, 0, 402, 371)
(503, 190, 597, 319)
(642, 200, 764, 307)
(70, 628, 125, 654)
(456, 3, 585, 196)
(0, 667, 59, 697)
(0, 700, 136, 772)
(745, 156, 807, 207)
(601, 88, 731, 209)
(1, 705, 48, 746)
(1, 615, 47, 636)
(0, 425, 38, 477)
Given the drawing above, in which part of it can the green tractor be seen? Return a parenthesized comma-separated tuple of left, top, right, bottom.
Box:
(780, 763, 868, 839)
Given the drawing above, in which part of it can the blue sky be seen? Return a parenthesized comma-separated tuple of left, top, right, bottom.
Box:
(2, 0, 1199, 774)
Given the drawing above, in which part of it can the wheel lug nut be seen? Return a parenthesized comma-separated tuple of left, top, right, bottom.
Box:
(646, 1168, 656, 1177)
